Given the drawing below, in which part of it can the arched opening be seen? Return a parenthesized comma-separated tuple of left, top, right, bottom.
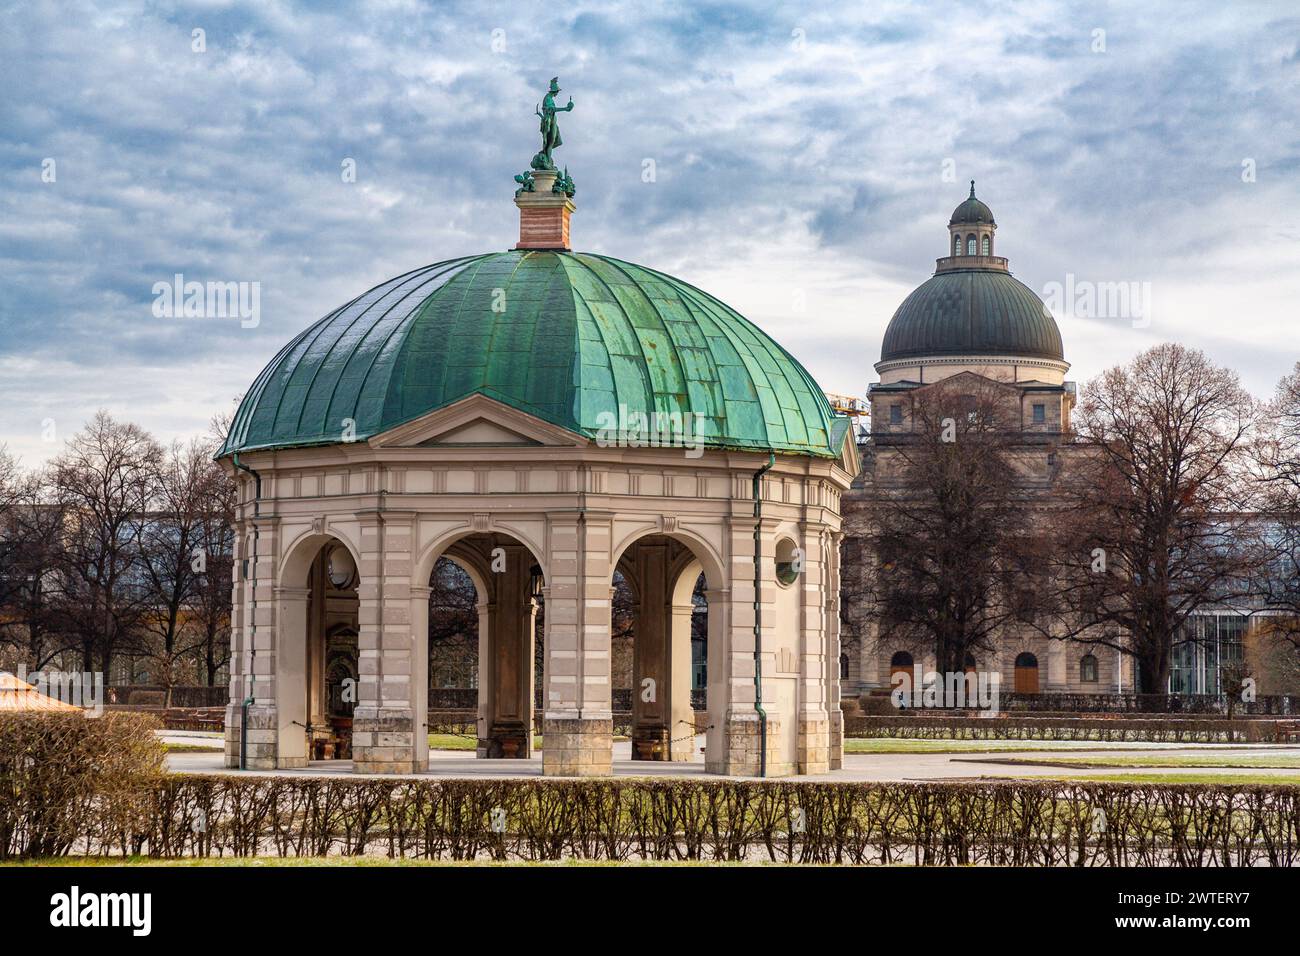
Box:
(953, 234, 962, 256)
(889, 650, 914, 688)
(421, 532, 546, 761)
(966, 235, 976, 255)
(980, 234, 990, 255)
(612, 533, 718, 762)
(1014, 651, 1040, 694)
(273, 534, 361, 766)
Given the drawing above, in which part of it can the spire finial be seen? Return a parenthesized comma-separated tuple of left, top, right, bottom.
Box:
(969, 179, 976, 199)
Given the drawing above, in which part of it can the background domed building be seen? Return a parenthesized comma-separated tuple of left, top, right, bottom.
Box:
(218, 94, 857, 777)
(841, 184, 1137, 698)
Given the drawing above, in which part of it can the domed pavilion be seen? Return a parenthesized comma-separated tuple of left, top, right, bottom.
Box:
(218, 83, 858, 777)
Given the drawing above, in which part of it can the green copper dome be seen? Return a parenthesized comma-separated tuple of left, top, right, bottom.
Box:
(879, 268, 1063, 362)
(220, 250, 843, 458)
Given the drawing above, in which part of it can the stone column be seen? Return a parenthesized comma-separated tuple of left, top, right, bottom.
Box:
(666, 598, 696, 761)
(409, 584, 431, 772)
(826, 531, 844, 770)
(482, 545, 536, 758)
(797, 526, 831, 776)
(475, 598, 494, 757)
(271, 586, 311, 769)
(353, 510, 421, 773)
(542, 510, 613, 776)
(225, 511, 282, 770)
(630, 542, 669, 759)
(712, 516, 786, 776)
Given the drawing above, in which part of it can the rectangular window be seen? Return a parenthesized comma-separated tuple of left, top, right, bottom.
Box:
(1032, 403, 1046, 424)
(889, 404, 903, 425)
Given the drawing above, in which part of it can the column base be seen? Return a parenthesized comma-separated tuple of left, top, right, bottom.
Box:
(829, 708, 844, 771)
(224, 702, 280, 770)
(630, 723, 693, 761)
(352, 707, 421, 774)
(542, 714, 612, 776)
(480, 720, 532, 759)
(707, 711, 793, 777)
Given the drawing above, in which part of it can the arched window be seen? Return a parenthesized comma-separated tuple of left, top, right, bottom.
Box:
(1014, 652, 1039, 694)
(953, 234, 962, 256)
(839, 652, 850, 680)
(966, 235, 976, 255)
(981, 235, 990, 255)
(889, 650, 914, 687)
(1080, 653, 1099, 683)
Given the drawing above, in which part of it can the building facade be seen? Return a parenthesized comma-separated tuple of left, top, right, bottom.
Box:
(841, 184, 1143, 697)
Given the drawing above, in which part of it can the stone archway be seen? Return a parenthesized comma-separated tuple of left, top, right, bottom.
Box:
(420, 531, 546, 760)
(263, 532, 362, 768)
(613, 533, 720, 763)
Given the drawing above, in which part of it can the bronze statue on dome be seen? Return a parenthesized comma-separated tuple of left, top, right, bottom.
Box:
(531, 77, 574, 171)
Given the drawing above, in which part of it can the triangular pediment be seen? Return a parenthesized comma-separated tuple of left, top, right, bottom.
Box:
(369, 394, 587, 448)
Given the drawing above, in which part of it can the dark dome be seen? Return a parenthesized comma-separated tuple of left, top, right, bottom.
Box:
(879, 268, 1063, 362)
(949, 181, 995, 225)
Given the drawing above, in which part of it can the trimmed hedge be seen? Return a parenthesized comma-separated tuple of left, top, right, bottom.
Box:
(0, 712, 164, 859)
(84, 776, 1300, 865)
(845, 714, 1286, 742)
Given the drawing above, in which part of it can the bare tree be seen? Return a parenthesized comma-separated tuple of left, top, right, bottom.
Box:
(1253, 361, 1300, 649)
(139, 439, 232, 703)
(0, 464, 74, 671)
(1046, 344, 1261, 692)
(856, 375, 1053, 692)
(49, 411, 161, 677)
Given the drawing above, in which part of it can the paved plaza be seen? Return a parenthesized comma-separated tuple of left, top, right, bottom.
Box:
(163, 732, 1300, 783)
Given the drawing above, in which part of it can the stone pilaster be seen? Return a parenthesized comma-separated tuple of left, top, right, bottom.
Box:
(542, 510, 613, 776)
(353, 510, 422, 773)
(224, 506, 282, 768)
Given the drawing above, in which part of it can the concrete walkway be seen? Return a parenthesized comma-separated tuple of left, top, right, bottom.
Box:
(164, 737, 1300, 783)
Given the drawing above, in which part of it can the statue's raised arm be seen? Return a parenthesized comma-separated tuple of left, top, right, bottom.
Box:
(532, 77, 574, 171)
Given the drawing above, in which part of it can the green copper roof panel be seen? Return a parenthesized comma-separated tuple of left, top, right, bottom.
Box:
(220, 250, 842, 459)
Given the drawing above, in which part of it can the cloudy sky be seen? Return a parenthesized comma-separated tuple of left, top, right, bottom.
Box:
(2, 0, 1297, 465)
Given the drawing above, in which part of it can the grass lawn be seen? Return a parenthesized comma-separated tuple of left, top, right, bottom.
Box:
(988, 754, 1300, 770)
(841, 738, 1203, 755)
(164, 743, 223, 753)
(1056, 772, 1300, 786)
